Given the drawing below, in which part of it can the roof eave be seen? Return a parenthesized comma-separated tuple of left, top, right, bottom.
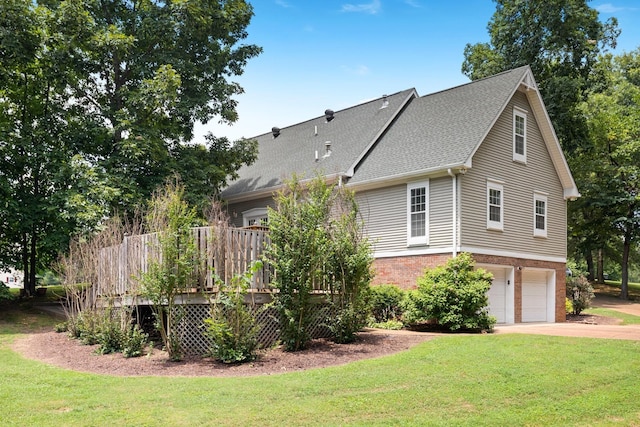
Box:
(347, 162, 470, 192)
(223, 173, 346, 203)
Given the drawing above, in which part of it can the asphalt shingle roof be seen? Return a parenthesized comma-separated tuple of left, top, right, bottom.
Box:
(221, 89, 416, 198)
(222, 66, 531, 198)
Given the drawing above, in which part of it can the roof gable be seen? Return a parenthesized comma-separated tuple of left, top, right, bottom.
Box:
(348, 66, 578, 199)
(348, 66, 530, 185)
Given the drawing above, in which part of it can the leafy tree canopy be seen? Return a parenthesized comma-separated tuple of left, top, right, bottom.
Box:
(0, 0, 261, 293)
(578, 49, 640, 298)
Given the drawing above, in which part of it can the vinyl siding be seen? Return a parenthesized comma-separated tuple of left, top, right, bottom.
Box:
(356, 177, 453, 253)
(356, 185, 406, 252)
(460, 90, 566, 258)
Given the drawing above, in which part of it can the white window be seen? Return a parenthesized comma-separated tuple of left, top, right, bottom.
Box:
(242, 208, 268, 227)
(407, 181, 429, 245)
(487, 181, 504, 231)
(513, 108, 527, 163)
(534, 193, 547, 237)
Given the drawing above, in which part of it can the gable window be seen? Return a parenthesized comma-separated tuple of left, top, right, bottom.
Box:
(487, 180, 504, 231)
(242, 208, 268, 228)
(534, 193, 547, 237)
(513, 108, 527, 163)
(407, 181, 429, 245)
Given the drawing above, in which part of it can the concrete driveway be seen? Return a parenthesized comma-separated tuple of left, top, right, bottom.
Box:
(494, 295, 640, 341)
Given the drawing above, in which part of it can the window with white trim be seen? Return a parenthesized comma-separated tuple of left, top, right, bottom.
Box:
(242, 208, 268, 227)
(487, 181, 504, 231)
(513, 108, 527, 163)
(407, 181, 429, 245)
(533, 193, 547, 237)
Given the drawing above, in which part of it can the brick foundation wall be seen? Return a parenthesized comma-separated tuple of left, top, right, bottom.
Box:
(371, 252, 566, 323)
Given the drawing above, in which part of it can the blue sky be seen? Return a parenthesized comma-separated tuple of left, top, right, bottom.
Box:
(196, 1, 640, 143)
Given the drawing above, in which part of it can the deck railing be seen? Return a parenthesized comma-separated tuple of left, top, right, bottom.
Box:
(95, 227, 271, 297)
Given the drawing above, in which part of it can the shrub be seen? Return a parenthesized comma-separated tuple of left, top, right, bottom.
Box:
(369, 319, 404, 330)
(0, 283, 14, 303)
(324, 191, 373, 344)
(204, 263, 261, 363)
(368, 284, 406, 323)
(400, 290, 431, 325)
(54, 322, 68, 333)
(566, 274, 594, 315)
(413, 253, 496, 331)
(95, 317, 124, 355)
(122, 325, 148, 358)
(565, 297, 573, 315)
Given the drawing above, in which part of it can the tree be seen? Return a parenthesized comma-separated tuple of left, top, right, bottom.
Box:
(579, 50, 640, 299)
(0, 0, 260, 293)
(68, 0, 262, 211)
(0, 0, 110, 295)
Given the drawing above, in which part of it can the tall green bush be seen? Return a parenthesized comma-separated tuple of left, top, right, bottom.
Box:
(140, 181, 201, 361)
(266, 176, 331, 351)
(265, 175, 373, 350)
(324, 187, 373, 343)
(411, 253, 495, 331)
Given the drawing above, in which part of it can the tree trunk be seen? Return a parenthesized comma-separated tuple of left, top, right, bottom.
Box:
(22, 234, 35, 296)
(596, 248, 605, 283)
(585, 250, 594, 282)
(620, 234, 630, 300)
(30, 227, 38, 295)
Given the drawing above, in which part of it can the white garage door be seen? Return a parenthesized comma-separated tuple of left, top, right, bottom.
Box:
(486, 268, 507, 324)
(522, 270, 549, 322)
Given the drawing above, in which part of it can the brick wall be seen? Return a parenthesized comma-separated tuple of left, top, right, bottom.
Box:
(371, 252, 566, 323)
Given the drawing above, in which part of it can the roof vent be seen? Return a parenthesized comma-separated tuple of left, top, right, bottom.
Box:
(272, 127, 280, 138)
(380, 95, 389, 109)
(325, 109, 334, 122)
(323, 141, 332, 158)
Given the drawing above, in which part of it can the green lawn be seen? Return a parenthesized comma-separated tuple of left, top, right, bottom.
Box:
(1, 307, 639, 426)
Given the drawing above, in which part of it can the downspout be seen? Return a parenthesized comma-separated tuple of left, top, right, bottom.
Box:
(447, 169, 458, 258)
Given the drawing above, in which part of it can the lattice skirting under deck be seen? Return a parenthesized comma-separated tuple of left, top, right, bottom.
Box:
(174, 303, 333, 356)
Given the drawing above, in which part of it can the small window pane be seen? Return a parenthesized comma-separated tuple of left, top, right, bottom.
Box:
(489, 189, 501, 222)
(409, 185, 427, 241)
(411, 212, 426, 237)
(535, 199, 545, 230)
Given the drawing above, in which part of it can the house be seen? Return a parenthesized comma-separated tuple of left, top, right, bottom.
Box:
(221, 66, 579, 324)
(1, 268, 23, 288)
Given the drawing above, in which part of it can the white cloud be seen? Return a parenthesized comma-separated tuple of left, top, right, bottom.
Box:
(341, 0, 382, 15)
(595, 3, 626, 13)
(342, 64, 371, 76)
(275, 0, 291, 8)
(404, 0, 421, 8)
